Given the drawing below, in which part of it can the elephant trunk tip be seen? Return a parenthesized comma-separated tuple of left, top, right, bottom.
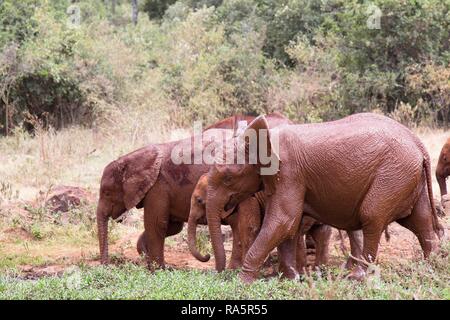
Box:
(200, 253, 211, 263)
(96, 201, 110, 265)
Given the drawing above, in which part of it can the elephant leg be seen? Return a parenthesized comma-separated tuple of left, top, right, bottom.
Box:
(136, 221, 184, 256)
(166, 221, 184, 237)
(396, 187, 439, 258)
(347, 186, 390, 280)
(347, 226, 383, 281)
(143, 192, 170, 271)
(310, 224, 332, 268)
(237, 197, 262, 262)
(228, 215, 243, 270)
(295, 216, 314, 274)
(347, 206, 384, 281)
(137, 231, 148, 256)
(277, 236, 299, 279)
(345, 230, 363, 269)
(240, 185, 305, 283)
(137, 222, 182, 258)
(296, 233, 307, 274)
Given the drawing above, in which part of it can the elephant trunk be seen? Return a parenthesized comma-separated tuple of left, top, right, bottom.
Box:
(187, 212, 211, 262)
(96, 200, 109, 264)
(206, 201, 226, 272)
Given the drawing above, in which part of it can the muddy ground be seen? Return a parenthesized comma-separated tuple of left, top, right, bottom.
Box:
(5, 220, 447, 280)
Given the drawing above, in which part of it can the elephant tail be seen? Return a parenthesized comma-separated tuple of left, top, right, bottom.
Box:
(424, 156, 444, 239)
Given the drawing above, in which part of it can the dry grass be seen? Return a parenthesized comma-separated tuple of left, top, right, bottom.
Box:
(415, 127, 449, 195)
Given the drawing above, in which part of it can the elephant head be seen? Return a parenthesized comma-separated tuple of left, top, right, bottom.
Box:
(187, 174, 211, 262)
(206, 116, 279, 271)
(97, 145, 162, 264)
(436, 138, 450, 198)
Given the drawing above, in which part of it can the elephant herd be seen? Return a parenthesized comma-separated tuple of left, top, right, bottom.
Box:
(96, 112, 445, 283)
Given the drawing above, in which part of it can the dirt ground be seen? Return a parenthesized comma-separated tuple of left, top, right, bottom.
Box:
(1, 128, 448, 279)
(7, 219, 448, 280)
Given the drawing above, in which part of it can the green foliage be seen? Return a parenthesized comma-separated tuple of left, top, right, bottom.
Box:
(324, 0, 450, 121)
(260, 0, 327, 66)
(0, 0, 39, 48)
(143, 0, 178, 19)
(156, 6, 274, 125)
(1, 0, 450, 135)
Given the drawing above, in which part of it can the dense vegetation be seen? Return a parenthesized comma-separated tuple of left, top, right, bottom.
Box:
(0, 0, 449, 135)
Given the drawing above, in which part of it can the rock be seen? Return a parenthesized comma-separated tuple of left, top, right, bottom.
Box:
(45, 185, 94, 213)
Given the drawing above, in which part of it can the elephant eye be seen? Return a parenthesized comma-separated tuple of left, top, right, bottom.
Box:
(197, 197, 204, 205)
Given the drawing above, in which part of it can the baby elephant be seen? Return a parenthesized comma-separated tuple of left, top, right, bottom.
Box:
(436, 137, 450, 208)
(187, 174, 332, 274)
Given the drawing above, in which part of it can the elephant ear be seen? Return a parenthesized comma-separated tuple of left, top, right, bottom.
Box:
(240, 115, 280, 196)
(120, 145, 163, 210)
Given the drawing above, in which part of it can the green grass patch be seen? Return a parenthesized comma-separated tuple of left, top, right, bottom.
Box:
(0, 253, 47, 270)
(0, 251, 448, 300)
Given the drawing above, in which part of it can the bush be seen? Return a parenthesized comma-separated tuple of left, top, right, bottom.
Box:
(0, 0, 39, 48)
(143, 0, 178, 19)
(405, 62, 450, 126)
(327, 0, 450, 119)
(156, 6, 275, 125)
(1, 0, 450, 135)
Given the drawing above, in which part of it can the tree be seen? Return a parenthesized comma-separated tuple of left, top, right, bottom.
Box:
(142, 0, 177, 20)
(0, 44, 21, 135)
(131, 0, 138, 25)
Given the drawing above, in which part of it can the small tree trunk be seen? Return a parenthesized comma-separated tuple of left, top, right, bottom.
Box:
(5, 102, 9, 136)
(131, 0, 138, 25)
(111, 0, 116, 15)
(2, 92, 10, 136)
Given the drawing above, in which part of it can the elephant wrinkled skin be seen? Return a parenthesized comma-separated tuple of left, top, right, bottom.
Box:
(205, 113, 444, 282)
(96, 113, 291, 268)
(187, 174, 332, 275)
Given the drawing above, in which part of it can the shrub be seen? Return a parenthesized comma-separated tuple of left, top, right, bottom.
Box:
(405, 62, 450, 127)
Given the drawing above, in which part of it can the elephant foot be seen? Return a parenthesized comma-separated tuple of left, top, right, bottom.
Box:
(100, 255, 110, 265)
(228, 263, 242, 270)
(147, 260, 165, 272)
(343, 257, 356, 270)
(239, 270, 258, 284)
(297, 265, 307, 275)
(228, 261, 242, 270)
(346, 265, 366, 281)
(279, 265, 300, 280)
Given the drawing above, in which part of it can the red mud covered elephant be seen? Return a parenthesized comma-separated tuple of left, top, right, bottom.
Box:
(204, 113, 443, 282)
(436, 138, 450, 202)
(187, 173, 332, 274)
(96, 113, 291, 268)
